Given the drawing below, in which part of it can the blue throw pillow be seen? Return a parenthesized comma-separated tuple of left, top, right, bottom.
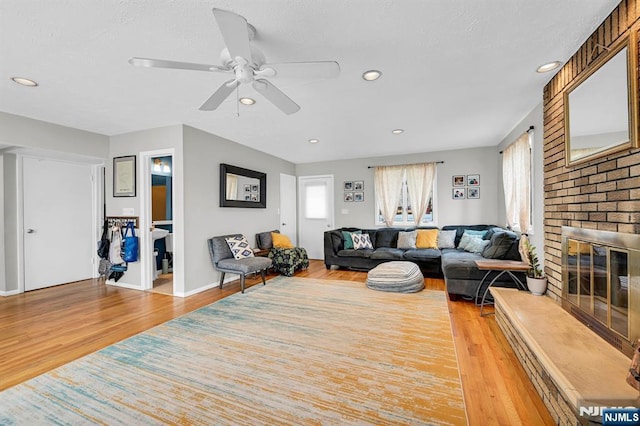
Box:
(342, 230, 361, 249)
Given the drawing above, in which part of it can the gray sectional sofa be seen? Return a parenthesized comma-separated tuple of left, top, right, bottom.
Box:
(324, 224, 526, 300)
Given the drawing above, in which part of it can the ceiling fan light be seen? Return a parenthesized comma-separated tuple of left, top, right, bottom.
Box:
(362, 70, 382, 81)
(392, 129, 404, 134)
(536, 61, 562, 73)
(239, 97, 256, 105)
(308, 139, 319, 144)
(11, 77, 38, 87)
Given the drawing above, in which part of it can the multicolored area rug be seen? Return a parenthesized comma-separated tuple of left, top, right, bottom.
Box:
(0, 277, 467, 425)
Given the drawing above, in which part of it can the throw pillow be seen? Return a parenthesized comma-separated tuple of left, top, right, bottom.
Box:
(465, 237, 490, 254)
(342, 230, 361, 249)
(416, 229, 439, 249)
(482, 231, 517, 259)
(352, 233, 373, 250)
(437, 230, 457, 249)
(397, 231, 417, 249)
(458, 233, 480, 251)
(272, 232, 294, 248)
(225, 236, 255, 260)
(463, 229, 488, 238)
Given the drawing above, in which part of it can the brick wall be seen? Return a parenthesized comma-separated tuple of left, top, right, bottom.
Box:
(543, 0, 640, 300)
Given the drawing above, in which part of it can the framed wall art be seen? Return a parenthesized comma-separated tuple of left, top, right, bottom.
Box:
(344, 181, 354, 191)
(453, 188, 466, 199)
(113, 155, 136, 197)
(344, 192, 354, 202)
(467, 174, 480, 186)
(468, 187, 480, 199)
(453, 175, 465, 187)
(353, 181, 364, 191)
(354, 192, 364, 202)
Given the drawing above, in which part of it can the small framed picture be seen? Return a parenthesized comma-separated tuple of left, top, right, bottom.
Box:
(453, 175, 465, 187)
(353, 181, 364, 191)
(467, 174, 480, 186)
(244, 184, 251, 193)
(250, 194, 258, 201)
(468, 187, 480, 199)
(251, 184, 259, 192)
(354, 192, 364, 202)
(344, 192, 354, 202)
(344, 181, 353, 191)
(244, 194, 251, 201)
(453, 188, 466, 199)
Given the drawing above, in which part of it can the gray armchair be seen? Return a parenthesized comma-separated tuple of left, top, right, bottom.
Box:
(207, 234, 273, 293)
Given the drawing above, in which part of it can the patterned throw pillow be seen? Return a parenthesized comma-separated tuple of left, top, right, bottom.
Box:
(225, 236, 255, 260)
(397, 231, 417, 249)
(437, 230, 457, 249)
(352, 233, 373, 250)
(342, 230, 362, 249)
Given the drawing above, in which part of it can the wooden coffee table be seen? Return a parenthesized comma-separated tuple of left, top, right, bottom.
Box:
(474, 259, 530, 316)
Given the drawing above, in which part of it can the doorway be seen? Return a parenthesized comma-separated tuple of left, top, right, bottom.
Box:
(298, 175, 334, 259)
(279, 173, 297, 245)
(21, 156, 99, 291)
(149, 155, 173, 295)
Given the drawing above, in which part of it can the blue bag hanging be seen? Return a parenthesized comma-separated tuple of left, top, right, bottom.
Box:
(122, 221, 139, 263)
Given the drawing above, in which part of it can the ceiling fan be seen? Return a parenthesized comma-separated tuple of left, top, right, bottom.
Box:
(129, 8, 340, 115)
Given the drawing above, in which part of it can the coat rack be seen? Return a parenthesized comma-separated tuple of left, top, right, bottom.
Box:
(106, 216, 138, 229)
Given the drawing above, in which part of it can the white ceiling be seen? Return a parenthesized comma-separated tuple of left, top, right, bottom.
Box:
(0, 0, 620, 163)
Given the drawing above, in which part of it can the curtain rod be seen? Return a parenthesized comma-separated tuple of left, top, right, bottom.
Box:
(499, 125, 534, 154)
(367, 161, 444, 169)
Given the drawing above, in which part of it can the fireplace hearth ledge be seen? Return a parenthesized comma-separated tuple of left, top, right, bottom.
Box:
(490, 287, 639, 424)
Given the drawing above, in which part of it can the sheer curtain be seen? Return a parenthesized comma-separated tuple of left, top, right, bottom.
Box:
(374, 165, 405, 226)
(405, 163, 436, 225)
(502, 132, 532, 260)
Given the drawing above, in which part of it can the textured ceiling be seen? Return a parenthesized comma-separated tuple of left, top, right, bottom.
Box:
(0, 0, 620, 163)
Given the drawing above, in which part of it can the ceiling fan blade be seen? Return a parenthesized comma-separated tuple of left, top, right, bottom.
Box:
(212, 8, 254, 64)
(199, 80, 240, 111)
(128, 57, 228, 72)
(252, 79, 300, 115)
(259, 61, 340, 79)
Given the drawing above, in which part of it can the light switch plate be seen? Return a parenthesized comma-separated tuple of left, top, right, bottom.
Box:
(341, 208, 349, 215)
(122, 208, 135, 216)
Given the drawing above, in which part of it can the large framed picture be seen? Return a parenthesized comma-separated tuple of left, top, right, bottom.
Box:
(113, 155, 136, 197)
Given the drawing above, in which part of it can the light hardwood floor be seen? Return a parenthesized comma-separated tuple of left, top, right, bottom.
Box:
(0, 261, 553, 425)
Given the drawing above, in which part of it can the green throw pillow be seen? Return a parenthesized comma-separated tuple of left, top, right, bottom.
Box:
(342, 230, 361, 249)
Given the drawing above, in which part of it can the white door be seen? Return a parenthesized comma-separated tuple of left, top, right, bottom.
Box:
(298, 175, 334, 260)
(280, 173, 297, 245)
(23, 157, 94, 291)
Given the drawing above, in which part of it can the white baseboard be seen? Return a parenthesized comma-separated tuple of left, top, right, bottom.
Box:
(105, 280, 142, 290)
(0, 289, 21, 297)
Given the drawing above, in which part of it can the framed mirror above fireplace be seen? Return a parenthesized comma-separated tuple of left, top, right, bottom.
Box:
(563, 32, 639, 166)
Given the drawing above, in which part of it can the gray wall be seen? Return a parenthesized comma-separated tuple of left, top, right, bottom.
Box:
(0, 112, 108, 159)
(108, 125, 184, 289)
(295, 146, 501, 229)
(182, 125, 295, 294)
(0, 113, 108, 295)
(497, 101, 545, 267)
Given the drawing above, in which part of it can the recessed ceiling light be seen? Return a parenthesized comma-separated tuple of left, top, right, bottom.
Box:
(11, 77, 38, 87)
(239, 97, 255, 105)
(536, 61, 562, 73)
(308, 139, 319, 144)
(392, 129, 404, 134)
(362, 70, 382, 81)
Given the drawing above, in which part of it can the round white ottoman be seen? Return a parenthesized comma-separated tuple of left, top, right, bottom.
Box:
(366, 261, 425, 293)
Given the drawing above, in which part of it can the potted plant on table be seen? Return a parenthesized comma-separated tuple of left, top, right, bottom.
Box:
(523, 238, 547, 296)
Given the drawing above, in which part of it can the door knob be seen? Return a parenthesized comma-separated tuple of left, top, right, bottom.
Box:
(282, 223, 286, 226)
(26, 229, 35, 233)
